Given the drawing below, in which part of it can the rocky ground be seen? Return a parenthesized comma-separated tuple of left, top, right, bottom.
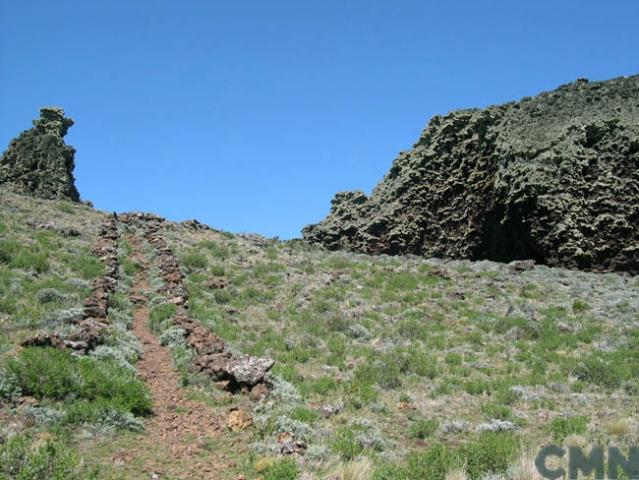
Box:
(3, 190, 637, 479)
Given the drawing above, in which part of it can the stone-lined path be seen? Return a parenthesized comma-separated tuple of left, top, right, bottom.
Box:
(104, 235, 226, 480)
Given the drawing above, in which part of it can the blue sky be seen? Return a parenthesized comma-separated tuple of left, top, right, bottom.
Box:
(1, 1, 637, 238)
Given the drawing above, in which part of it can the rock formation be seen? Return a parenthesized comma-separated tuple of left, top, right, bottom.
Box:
(0, 107, 80, 201)
(303, 75, 639, 273)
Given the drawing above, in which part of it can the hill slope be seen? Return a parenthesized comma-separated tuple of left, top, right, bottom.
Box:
(2, 190, 638, 479)
(304, 75, 639, 274)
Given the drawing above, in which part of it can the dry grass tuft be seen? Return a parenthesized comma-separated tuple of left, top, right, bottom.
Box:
(511, 449, 543, 480)
(606, 418, 631, 438)
(445, 465, 468, 480)
(339, 457, 374, 480)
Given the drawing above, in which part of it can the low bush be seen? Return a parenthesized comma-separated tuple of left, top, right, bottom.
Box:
(262, 458, 299, 480)
(198, 240, 230, 259)
(181, 251, 208, 271)
(10, 249, 50, 274)
(69, 254, 104, 280)
(549, 415, 588, 441)
(331, 426, 364, 461)
(373, 432, 519, 480)
(0, 433, 97, 480)
(409, 419, 439, 439)
(36, 288, 68, 304)
(6, 347, 151, 415)
(149, 303, 177, 331)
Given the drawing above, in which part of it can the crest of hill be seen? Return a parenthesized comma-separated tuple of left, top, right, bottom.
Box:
(0, 107, 80, 202)
(303, 75, 639, 274)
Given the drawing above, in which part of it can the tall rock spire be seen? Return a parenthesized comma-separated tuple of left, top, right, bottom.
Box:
(0, 107, 80, 201)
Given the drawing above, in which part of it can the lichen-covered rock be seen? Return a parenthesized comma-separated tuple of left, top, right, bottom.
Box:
(0, 107, 80, 201)
(303, 75, 639, 273)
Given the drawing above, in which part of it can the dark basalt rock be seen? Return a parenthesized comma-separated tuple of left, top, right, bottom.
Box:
(0, 107, 80, 201)
(303, 75, 639, 273)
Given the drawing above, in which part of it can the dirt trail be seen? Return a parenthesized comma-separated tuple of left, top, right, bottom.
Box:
(113, 236, 226, 479)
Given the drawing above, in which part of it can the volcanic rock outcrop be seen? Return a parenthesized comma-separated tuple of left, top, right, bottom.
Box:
(303, 75, 639, 273)
(0, 107, 80, 201)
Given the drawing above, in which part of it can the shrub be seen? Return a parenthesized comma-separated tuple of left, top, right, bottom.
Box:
(10, 250, 50, 274)
(549, 415, 588, 441)
(45, 308, 84, 324)
(149, 303, 177, 331)
(64, 399, 144, 431)
(70, 255, 104, 280)
(89, 345, 135, 371)
(270, 376, 302, 404)
(181, 251, 208, 271)
(461, 431, 520, 477)
(481, 402, 513, 420)
(262, 458, 299, 480)
(571, 354, 629, 389)
(572, 299, 591, 313)
(0, 367, 22, 401)
(274, 416, 315, 442)
(6, 347, 151, 415)
(332, 426, 364, 461)
(0, 239, 21, 264)
(373, 432, 519, 480)
(409, 419, 439, 440)
(159, 326, 187, 348)
(0, 433, 97, 480)
(36, 288, 68, 304)
(289, 406, 320, 424)
(198, 240, 230, 259)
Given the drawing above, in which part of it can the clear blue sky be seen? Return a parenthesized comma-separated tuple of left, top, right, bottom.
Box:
(1, 1, 637, 238)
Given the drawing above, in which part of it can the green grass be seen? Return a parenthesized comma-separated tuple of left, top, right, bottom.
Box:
(181, 251, 208, 270)
(149, 303, 178, 331)
(549, 415, 588, 441)
(409, 419, 439, 440)
(262, 458, 299, 480)
(374, 432, 520, 480)
(331, 426, 364, 461)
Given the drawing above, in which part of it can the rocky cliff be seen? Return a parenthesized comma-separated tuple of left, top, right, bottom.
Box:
(303, 75, 639, 273)
(0, 107, 80, 202)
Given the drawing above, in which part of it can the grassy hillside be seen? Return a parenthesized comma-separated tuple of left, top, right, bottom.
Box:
(1, 190, 638, 479)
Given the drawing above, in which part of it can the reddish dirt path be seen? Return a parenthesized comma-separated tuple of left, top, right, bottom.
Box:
(122, 238, 225, 479)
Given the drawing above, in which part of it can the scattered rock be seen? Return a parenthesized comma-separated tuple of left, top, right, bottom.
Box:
(203, 278, 228, 290)
(181, 219, 211, 231)
(476, 420, 518, 432)
(441, 420, 469, 433)
(318, 404, 341, 418)
(226, 409, 253, 432)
